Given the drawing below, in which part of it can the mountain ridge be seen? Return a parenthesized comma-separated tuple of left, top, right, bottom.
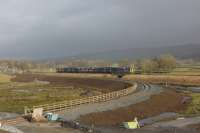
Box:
(70, 44, 200, 60)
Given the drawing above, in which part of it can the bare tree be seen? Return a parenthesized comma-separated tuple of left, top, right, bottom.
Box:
(157, 54, 177, 71)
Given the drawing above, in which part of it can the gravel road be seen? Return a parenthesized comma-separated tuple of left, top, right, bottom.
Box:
(152, 117, 200, 128)
(60, 82, 163, 121)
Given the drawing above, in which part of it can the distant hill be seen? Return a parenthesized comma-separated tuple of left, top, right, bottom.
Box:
(72, 44, 200, 60)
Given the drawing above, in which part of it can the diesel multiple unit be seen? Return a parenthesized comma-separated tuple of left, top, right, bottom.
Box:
(56, 67, 134, 74)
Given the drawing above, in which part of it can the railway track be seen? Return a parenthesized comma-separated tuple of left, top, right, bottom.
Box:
(60, 81, 163, 120)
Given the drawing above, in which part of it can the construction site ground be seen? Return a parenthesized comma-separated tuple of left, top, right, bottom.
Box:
(16, 124, 198, 133)
(78, 90, 188, 126)
(1, 73, 200, 133)
(16, 123, 81, 133)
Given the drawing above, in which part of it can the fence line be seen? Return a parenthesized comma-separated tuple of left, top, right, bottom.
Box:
(25, 83, 137, 115)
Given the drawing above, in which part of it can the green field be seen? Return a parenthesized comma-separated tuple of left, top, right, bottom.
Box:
(0, 74, 12, 83)
(0, 73, 91, 113)
(169, 66, 200, 76)
(185, 93, 200, 115)
(0, 82, 85, 113)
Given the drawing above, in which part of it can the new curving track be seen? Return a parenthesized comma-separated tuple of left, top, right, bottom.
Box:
(60, 81, 164, 121)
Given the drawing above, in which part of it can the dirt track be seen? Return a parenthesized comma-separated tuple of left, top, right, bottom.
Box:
(153, 117, 200, 128)
(12, 74, 131, 93)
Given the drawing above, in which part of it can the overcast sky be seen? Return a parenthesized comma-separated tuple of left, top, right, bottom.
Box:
(0, 0, 200, 59)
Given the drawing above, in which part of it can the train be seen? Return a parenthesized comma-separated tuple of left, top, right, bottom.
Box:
(56, 66, 135, 75)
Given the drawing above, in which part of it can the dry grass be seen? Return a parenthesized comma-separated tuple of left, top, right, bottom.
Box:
(125, 75, 200, 86)
(0, 73, 12, 83)
(0, 82, 84, 113)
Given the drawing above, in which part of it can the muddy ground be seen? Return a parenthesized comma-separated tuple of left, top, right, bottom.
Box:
(12, 74, 131, 93)
(16, 123, 198, 133)
(79, 90, 189, 126)
(18, 126, 81, 133)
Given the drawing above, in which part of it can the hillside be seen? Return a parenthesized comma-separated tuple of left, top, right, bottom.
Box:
(73, 44, 200, 60)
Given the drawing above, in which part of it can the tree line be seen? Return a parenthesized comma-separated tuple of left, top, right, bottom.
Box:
(0, 54, 177, 74)
(135, 54, 177, 73)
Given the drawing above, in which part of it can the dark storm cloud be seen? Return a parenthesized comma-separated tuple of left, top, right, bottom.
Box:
(0, 0, 200, 58)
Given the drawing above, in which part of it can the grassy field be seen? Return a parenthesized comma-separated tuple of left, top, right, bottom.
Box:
(0, 73, 94, 113)
(169, 66, 200, 76)
(0, 73, 128, 113)
(185, 93, 200, 115)
(0, 74, 12, 83)
(125, 74, 200, 86)
(0, 82, 84, 113)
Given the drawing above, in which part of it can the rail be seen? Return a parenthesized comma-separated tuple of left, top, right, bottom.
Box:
(25, 83, 137, 115)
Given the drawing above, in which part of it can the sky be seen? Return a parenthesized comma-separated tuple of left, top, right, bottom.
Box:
(0, 0, 200, 59)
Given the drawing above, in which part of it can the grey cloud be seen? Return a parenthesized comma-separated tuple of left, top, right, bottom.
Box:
(0, 0, 200, 58)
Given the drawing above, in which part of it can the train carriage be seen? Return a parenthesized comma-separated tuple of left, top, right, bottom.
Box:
(56, 66, 134, 74)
